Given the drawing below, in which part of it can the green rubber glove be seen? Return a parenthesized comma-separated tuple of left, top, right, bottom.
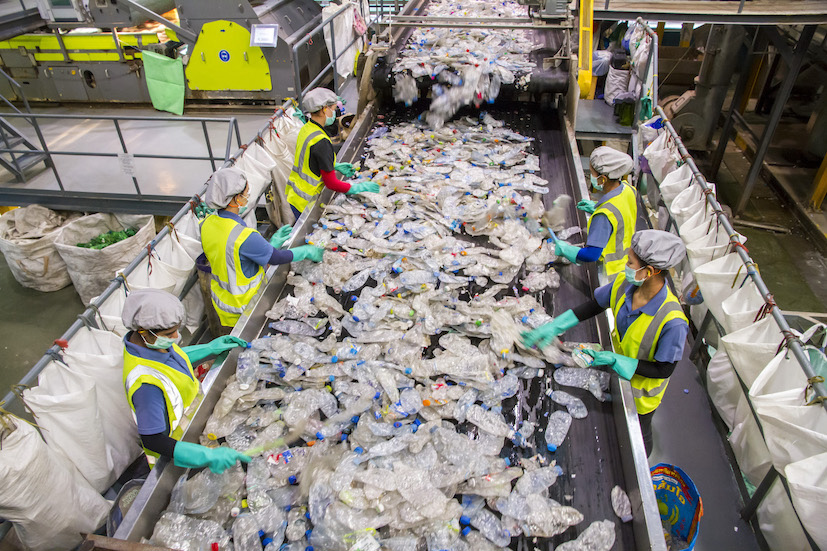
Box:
(182, 336, 248, 364)
(577, 200, 597, 214)
(346, 181, 380, 195)
(173, 441, 251, 474)
(583, 349, 639, 380)
(290, 245, 324, 262)
(521, 309, 580, 349)
(334, 162, 356, 179)
(555, 240, 581, 264)
(269, 225, 293, 249)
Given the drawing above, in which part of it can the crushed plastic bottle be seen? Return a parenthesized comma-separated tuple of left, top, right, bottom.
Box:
(555, 519, 616, 551)
(612, 485, 633, 523)
(236, 349, 260, 390)
(544, 410, 572, 452)
(549, 390, 588, 419)
(553, 367, 611, 402)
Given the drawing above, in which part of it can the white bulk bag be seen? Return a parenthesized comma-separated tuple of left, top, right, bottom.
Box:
(785, 452, 827, 548)
(605, 66, 631, 106)
(721, 278, 765, 334)
(181, 282, 206, 333)
(54, 213, 155, 305)
(323, 2, 358, 79)
(658, 163, 693, 208)
(757, 478, 811, 551)
(260, 125, 299, 226)
(94, 286, 129, 337)
(271, 107, 304, 153)
(720, 316, 783, 389)
(642, 131, 678, 184)
(235, 141, 277, 203)
(170, 211, 203, 261)
(0, 414, 110, 551)
(670, 181, 715, 230)
(22, 361, 115, 491)
(685, 223, 742, 270)
(0, 206, 81, 291)
(693, 253, 749, 327)
(749, 348, 827, 472)
(152, 234, 196, 296)
(705, 348, 742, 430)
(728, 396, 772, 486)
(126, 255, 178, 295)
(677, 206, 715, 246)
(64, 327, 141, 477)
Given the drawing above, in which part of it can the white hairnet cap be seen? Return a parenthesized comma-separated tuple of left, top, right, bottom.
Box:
(205, 167, 247, 209)
(302, 88, 338, 113)
(632, 230, 686, 270)
(590, 146, 633, 179)
(122, 288, 185, 331)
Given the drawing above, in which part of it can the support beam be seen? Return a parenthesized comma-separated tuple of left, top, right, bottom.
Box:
(735, 25, 816, 216)
(811, 154, 827, 210)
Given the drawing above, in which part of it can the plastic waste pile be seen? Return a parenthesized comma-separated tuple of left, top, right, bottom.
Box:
(392, 0, 537, 128)
(147, 114, 623, 551)
(76, 228, 137, 249)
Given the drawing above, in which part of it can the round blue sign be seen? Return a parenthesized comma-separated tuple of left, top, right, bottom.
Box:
(219, 49, 230, 62)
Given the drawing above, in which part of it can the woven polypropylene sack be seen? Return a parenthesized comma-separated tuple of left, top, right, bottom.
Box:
(757, 478, 810, 551)
(721, 278, 765, 334)
(685, 223, 743, 271)
(670, 182, 715, 230)
(0, 414, 110, 551)
(605, 66, 631, 106)
(693, 253, 750, 329)
(54, 213, 155, 305)
(642, 132, 678, 184)
(235, 141, 277, 205)
(785, 452, 827, 548)
(658, 163, 693, 208)
(720, 316, 783, 389)
(0, 206, 81, 291)
(728, 396, 772, 486)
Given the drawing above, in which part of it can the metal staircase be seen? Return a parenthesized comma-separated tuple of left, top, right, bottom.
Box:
(0, 116, 49, 182)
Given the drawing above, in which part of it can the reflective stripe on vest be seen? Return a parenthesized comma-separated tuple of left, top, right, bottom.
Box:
(588, 183, 638, 276)
(608, 275, 688, 414)
(123, 343, 200, 461)
(287, 122, 336, 213)
(201, 215, 265, 327)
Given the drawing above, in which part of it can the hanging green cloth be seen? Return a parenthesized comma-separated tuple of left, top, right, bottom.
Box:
(142, 50, 185, 116)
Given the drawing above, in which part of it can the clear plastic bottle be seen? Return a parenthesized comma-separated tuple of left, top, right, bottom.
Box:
(612, 485, 633, 522)
(555, 519, 616, 551)
(553, 367, 610, 402)
(453, 387, 479, 422)
(544, 410, 572, 452)
(392, 387, 423, 418)
(466, 404, 515, 438)
(465, 508, 511, 547)
(548, 390, 588, 419)
(232, 510, 262, 551)
(246, 456, 273, 511)
(512, 420, 536, 448)
(236, 349, 260, 390)
(515, 465, 562, 496)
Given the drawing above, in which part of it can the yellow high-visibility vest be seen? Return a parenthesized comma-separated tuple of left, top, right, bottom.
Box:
(287, 121, 336, 213)
(201, 214, 264, 327)
(587, 183, 638, 276)
(123, 343, 201, 462)
(608, 275, 687, 414)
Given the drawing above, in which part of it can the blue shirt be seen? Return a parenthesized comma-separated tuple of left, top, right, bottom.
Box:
(595, 281, 688, 363)
(585, 184, 624, 250)
(217, 211, 293, 277)
(125, 334, 193, 436)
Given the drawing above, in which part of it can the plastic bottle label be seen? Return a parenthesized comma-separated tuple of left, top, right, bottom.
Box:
(348, 534, 380, 551)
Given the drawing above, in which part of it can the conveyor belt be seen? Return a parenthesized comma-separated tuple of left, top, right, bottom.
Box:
(114, 98, 663, 549)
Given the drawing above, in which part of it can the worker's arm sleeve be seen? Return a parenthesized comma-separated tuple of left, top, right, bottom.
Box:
(635, 359, 678, 379)
(140, 432, 177, 458)
(239, 232, 291, 266)
(131, 384, 169, 436)
(585, 213, 612, 249)
(572, 298, 606, 321)
(593, 281, 613, 309)
(652, 319, 689, 363)
(320, 169, 352, 193)
(576, 245, 604, 263)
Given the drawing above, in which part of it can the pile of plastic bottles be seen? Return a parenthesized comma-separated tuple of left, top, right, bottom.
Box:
(146, 113, 628, 551)
(391, 0, 537, 127)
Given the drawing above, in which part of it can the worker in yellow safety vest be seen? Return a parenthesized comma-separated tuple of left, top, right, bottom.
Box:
(121, 288, 251, 471)
(523, 230, 688, 456)
(554, 146, 638, 277)
(286, 87, 380, 219)
(201, 167, 323, 329)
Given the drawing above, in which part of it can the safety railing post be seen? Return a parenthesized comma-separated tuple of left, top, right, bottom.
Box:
(201, 120, 217, 171)
(112, 118, 142, 195)
(330, 18, 338, 96)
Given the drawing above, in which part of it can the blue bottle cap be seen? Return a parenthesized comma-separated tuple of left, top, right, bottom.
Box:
(305, 511, 311, 519)
(353, 315, 361, 322)
(374, 391, 381, 400)
(331, 356, 338, 363)
(404, 368, 412, 374)
(460, 515, 471, 525)
(354, 446, 364, 454)
(288, 475, 297, 484)
(461, 527, 471, 537)
(305, 529, 312, 538)
(351, 415, 360, 423)
(263, 538, 273, 546)
(316, 432, 324, 440)
(285, 505, 292, 512)
(503, 457, 511, 466)
(413, 418, 422, 426)
(547, 444, 557, 452)
(329, 375, 335, 382)
(309, 297, 315, 303)
(306, 547, 314, 551)
(246, 342, 252, 348)
(341, 433, 348, 441)
(259, 530, 266, 538)
(393, 421, 402, 428)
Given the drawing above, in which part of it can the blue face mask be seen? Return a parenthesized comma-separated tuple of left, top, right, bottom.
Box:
(324, 107, 337, 127)
(238, 206, 248, 215)
(143, 330, 179, 350)
(590, 175, 604, 191)
(624, 265, 647, 287)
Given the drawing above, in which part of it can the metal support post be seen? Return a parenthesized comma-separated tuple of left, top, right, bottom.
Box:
(112, 119, 142, 194)
(810, 153, 827, 210)
(709, 31, 757, 180)
(741, 468, 778, 521)
(734, 25, 815, 216)
(201, 121, 217, 171)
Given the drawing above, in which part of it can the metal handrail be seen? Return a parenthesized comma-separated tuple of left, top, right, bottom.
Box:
(0, 111, 242, 193)
(0, 99, 293, 413)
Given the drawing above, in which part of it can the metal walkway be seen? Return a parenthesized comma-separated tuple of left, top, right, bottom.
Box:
(595, 0, 827, 24)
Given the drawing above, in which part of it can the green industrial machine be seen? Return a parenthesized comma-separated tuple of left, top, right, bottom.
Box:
(0, 0, 332, 104)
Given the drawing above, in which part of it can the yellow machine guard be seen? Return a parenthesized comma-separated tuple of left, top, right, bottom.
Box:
(185, 20, 272, 92)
